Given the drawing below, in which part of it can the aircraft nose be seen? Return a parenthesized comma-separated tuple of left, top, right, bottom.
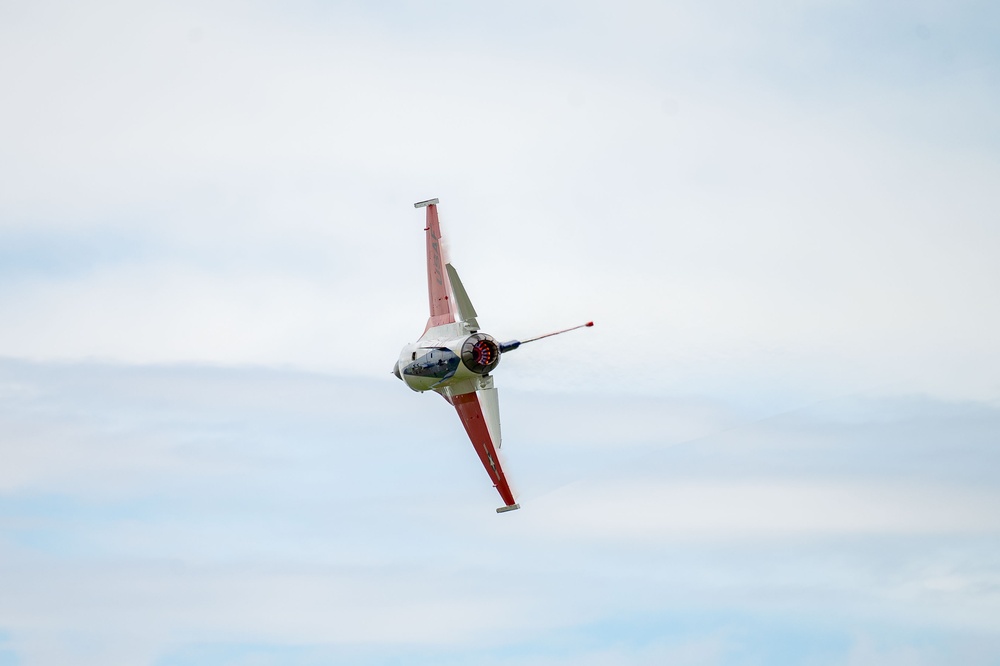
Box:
(392, 361, 402, 380)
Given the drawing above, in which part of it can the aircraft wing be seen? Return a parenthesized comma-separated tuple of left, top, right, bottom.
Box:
(416, 198, 456, 332)
(448, 388, 520, 513)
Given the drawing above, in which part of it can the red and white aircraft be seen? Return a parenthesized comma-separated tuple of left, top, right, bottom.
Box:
(393, 198, 592, 513)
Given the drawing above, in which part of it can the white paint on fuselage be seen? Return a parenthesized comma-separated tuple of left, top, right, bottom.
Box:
(396, 322, 497, 395)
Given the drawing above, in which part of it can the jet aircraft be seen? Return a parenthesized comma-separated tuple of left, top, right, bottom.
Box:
(393, 198, 592, 513)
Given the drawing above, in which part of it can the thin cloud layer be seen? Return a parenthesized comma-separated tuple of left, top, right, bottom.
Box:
(2, 360, 1000, 664)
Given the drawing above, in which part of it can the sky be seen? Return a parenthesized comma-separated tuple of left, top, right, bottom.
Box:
(1, 0, 999, 664)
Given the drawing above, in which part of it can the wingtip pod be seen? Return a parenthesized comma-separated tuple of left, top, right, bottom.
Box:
(496, 503, 521, 514)
(414, 198, 440, 208)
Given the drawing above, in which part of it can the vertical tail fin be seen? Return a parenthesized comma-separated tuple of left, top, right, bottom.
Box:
(446, 263, 480, 330)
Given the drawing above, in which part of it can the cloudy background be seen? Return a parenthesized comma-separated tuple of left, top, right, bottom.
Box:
(2, 0, 999, 664)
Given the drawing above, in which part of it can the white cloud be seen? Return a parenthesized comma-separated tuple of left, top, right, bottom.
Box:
(1, 360, 1000, 665)
(0, 1, 997, 406)
(524, 480, 1000, 540)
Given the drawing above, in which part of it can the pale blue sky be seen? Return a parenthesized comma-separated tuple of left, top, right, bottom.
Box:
(1, 1, 999, 664)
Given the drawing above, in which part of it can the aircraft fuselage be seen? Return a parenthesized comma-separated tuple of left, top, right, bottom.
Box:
(394, 322, 501, 393)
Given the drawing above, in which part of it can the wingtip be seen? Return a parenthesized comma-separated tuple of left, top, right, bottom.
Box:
(414, 198, 440, 208)
(496, 503, 521, 514)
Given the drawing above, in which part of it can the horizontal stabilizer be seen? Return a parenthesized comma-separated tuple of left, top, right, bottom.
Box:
(496, 503, 521, 514)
